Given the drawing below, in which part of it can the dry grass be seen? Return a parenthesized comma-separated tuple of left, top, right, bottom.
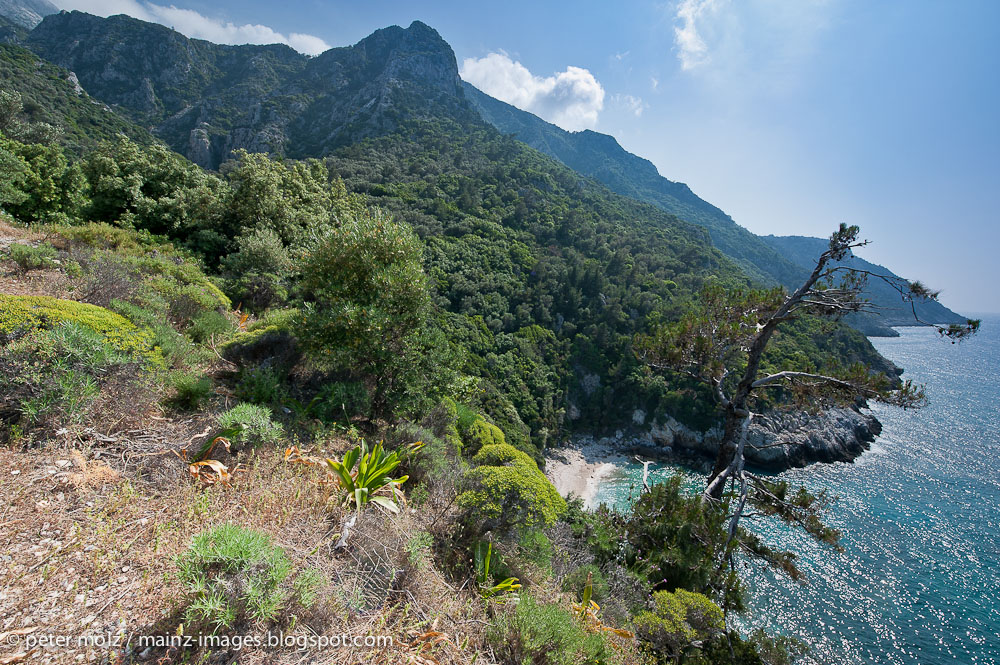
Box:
(0, 425, 498, 665)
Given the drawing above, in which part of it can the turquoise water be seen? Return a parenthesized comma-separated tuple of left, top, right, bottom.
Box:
(594, 315, 1000, 664)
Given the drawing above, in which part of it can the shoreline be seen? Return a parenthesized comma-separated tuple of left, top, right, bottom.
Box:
(543, 442, 629, 509)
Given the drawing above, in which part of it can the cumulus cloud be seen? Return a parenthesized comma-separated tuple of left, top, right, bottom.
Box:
(460, 51, 605, 131)
(52, 0, 331, 55)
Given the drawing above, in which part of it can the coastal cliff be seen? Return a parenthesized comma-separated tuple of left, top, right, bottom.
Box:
(572, 404, 882, 472)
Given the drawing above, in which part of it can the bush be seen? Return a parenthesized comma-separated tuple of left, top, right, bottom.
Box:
(0, 321, 152, 437)
(0, 294, 160, 365)
(216, 402, 284, 450)
(7, 242, 56, 272)
(488, 595, 616, 665)
(222, 228, 293, 312)
(187, 310, 233, 344)
(300, 209, 431, 418)
(166, 371, 212, 411)
(461, 416, 506, 457)
(176, 525, 292, 633)
(458, 443, 566, 533)
(633, 589, 724, 660)
(233, 365, 287, 405)
(623, 475, 739, 608)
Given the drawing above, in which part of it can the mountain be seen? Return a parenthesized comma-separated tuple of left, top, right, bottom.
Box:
(461, 83, 973, 335)
(0, 0, 55, 29)
(8, 11, 900, 440)
(763, 235, 967, 328)
(463, 82, 807, 290)
(26, 12, 470, 168)
(0, 13, 27, 43)
(0, 42, 153, 149)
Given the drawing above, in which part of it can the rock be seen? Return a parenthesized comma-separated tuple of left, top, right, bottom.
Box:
(577, 405, 882, 472)
(742, 405, 881, 470)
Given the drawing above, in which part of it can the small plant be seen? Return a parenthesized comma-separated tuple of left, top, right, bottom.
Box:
(175, 525, 292, 633)
(325, 439, 409, 513)
(166, 371, 212, 410)
(291, 568, 326, 609)
(7, 242, 57, 272)
(488, 595, 616, 665)
(216, 402, 284, 450)
(562, 564, 608, 604)
(405, 531, 434, 570)
(475, 540, 521, 599)
(571, 572, 634, 639)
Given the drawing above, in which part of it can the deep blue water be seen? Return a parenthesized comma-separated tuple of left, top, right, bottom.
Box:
(594, 315, 1000, 664)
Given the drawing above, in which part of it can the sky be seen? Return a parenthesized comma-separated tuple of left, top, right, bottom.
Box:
(52, 0, 1000, 313)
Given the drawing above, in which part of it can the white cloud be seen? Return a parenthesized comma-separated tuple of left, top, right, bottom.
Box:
(51, 0, 331, 55)
(460, 51, 605, 131)
(670, 0, 838, 91)
(650, 76, 659, 90)
(613, 93, 647, 117)
(673, 0, 721, 70)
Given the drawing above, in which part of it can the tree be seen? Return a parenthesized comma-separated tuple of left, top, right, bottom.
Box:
(300, 209, 434, 419)
(636, 224, 979, 525)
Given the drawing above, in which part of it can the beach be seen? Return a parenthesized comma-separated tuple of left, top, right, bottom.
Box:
(543, 441, 627, 509)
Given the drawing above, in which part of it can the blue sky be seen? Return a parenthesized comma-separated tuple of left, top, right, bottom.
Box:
(57, 1, 1000, 313)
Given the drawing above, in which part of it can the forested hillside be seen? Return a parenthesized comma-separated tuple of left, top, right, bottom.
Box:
(464, 82, 806, 289)
(0, 9, 929, 665)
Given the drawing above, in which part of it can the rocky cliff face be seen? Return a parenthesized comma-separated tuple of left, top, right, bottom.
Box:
(581, 404, 882, 471)
(26, 12, 467, 168)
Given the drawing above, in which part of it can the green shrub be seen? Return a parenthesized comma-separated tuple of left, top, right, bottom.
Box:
(222, 228, 293, 311)
(216, 402, 284, 449)
(458, 443, 566, 533)
(0, 321, 153, 438)
(110, 299, 193, 369)
(633, 589, 724, 659)
(7, 242, 56, 272)
(461, 416, 506, 457)
(562, 565, 609, 604)
(167, 371, 212, 411)
(233, 365, 287, 405)
(176, 525, 292, 633)
(622, 475, 738, 608)
(187, 310, 234, 344)
(488, 595, 616, 665)
(423, 397, 463, 453)
(0, 295, 161, 366)
(299, 209, 431, 419)
(315, 380, 370, 421)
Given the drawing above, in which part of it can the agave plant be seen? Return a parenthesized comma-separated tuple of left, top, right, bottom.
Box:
(325, 439, 409, 514)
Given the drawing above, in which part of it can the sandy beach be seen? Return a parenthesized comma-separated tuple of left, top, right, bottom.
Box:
(544, 442, 628, 509)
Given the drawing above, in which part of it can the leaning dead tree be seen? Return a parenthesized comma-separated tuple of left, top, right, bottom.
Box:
(636, 224, 979, 552)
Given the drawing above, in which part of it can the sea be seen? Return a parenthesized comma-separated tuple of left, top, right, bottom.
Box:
(592, 314, 1000, 665)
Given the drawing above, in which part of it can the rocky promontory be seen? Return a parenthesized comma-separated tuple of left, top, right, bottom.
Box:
(570, 404, 882, 473)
